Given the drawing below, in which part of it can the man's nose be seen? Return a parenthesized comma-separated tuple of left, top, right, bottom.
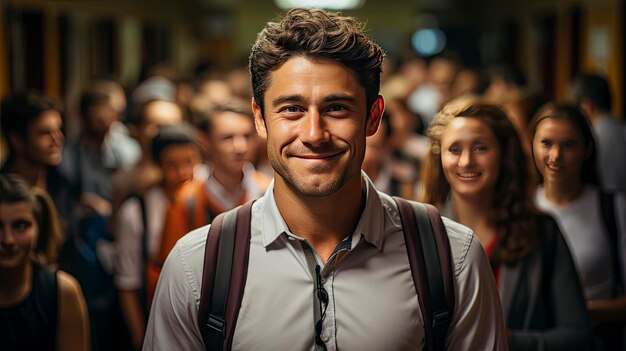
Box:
(232, 135, 250, 154)
(300, 111, 329, 146)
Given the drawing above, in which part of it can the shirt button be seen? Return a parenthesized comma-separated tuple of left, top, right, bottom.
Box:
(321, 332, 330, 343)
(321, 277, 326, 284)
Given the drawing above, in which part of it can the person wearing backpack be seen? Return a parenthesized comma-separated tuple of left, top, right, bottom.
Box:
(114, 123, 203, 350)
(529, 104, 626, 350)
(145, 8, 507, 351)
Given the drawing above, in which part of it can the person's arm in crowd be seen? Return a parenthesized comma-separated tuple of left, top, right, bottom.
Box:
(119, 290, 147, 349)
(144, 230, 206, 351)
(587, 295, 626, 322)
(57, 271, 90, 351)
(508, 229, 593, 351)
(588, 191, 626, 323)
(114, 198, 148, 349)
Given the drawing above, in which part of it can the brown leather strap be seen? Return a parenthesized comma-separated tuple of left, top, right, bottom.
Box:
(424, 203, 455, 313)
(198, 212, 225, 346)
(394, 197, 434, 351)
(224, 200, 254, 350)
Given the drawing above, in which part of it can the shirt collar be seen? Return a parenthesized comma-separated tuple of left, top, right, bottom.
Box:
(258, 171, 386, 251)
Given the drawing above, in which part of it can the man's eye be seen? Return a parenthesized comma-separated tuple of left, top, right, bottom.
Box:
(327, 105, 347, 112)
(283, 106, 300, 113)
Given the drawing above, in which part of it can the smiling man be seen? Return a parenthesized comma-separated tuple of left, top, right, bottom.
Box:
(145, 9, 507, 350)
(0, 92, 74, 218)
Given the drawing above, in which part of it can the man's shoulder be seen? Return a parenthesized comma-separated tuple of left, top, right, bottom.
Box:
(176, 223, 212, 252)
(391, 197, 477, 277)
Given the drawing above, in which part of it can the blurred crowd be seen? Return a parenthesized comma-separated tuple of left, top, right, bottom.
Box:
(1, 51, 625, 350)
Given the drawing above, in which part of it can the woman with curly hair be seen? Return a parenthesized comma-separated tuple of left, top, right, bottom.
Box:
(530, 103, 626, 350)
(0, 174, 89, 350)
(421, 101, 592, 350)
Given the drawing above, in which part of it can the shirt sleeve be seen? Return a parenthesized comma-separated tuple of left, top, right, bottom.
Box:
(442, 219, 509, 351)
(114, 198, 143, 290)
(143, 235, 205, 350)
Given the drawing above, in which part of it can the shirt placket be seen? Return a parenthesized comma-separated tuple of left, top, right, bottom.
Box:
(316, 237, 355, 351)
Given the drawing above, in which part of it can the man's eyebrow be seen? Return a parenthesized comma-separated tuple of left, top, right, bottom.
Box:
(324, 94, 356, 103)
(271, 94, 357, 108)
(271, 95, 305, 108)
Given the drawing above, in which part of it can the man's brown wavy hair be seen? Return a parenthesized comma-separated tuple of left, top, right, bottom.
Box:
(422, 102, 541, 263)
(249, 8, 384, 116)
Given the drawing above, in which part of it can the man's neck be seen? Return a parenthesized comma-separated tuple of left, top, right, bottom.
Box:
(81, 132, 107, 150)
(9, 157, 48, 188)
(273, 174, 365, 263)
(211, 166, 245, 194)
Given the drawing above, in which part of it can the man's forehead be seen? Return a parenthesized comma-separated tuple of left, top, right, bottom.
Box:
(264, 56, 365, 102)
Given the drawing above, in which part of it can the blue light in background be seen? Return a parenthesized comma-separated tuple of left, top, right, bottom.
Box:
(411, 28, 446, 56)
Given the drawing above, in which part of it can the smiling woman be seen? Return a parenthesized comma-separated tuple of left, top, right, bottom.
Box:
(422, 101, 593, 351)
(0, 174, 89, 351)
(529, 104, 626, 349)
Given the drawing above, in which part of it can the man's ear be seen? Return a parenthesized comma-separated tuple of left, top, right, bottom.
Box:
(252, 98, 267, 139)
(366, 95, 385, 137)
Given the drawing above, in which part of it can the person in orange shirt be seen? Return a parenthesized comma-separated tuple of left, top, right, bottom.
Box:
(114, 123, 203, 349)
(157, 99, 271, 266)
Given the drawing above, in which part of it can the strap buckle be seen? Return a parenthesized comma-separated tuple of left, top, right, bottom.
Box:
(432, 309, 451, 327)
(207, 314, 226, 337)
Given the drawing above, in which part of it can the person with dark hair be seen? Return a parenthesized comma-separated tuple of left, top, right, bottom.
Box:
(145, 8, 506, 350)
(114, 123, 202, 350)
(156, 97, 269, 267)
(362, 112, 419, 199)
(530, 103, 626, 350)
(483, 64, 527, 104)
(421, 100, 592, 350)
(0, 91, 73, 218)
(570, 73, 626, 192)
(110, 99, 185, 223)
(57, 89, 141, 351)
(59, 89, 141, 215)
(0, 174, 89, 351)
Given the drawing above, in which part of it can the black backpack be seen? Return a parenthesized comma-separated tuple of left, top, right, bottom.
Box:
(197, 197, 455, 351)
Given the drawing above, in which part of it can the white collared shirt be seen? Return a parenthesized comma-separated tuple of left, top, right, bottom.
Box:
(144, 173, 507, 350)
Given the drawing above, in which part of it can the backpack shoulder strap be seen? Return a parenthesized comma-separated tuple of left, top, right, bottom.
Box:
(599, 192, 618, 248)
(198, 200, 254, 351)
(599, 192, 623, 292)
(394, 197, 454, 351)
(136, 194, 150, 318)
